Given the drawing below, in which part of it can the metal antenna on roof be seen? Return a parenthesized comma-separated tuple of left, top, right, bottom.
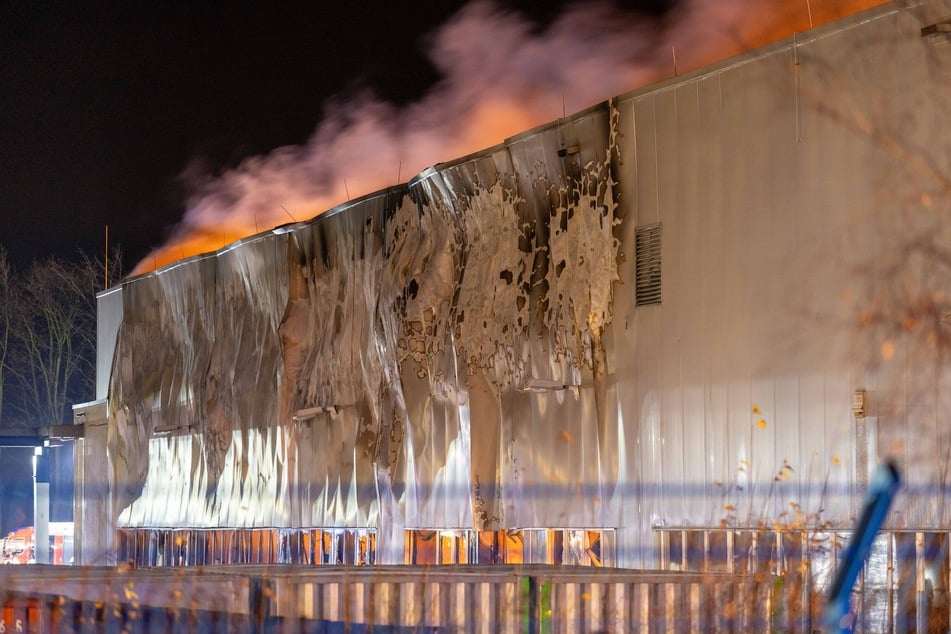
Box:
(281, 205, 297, 223)
(805, 0, 814, 29)
(344, 179, 351, 201)
(558, 96, 568, 155)
(672, 46, 678, 77)
(397, 161, 402, 184)
(104, 225, 109, 289)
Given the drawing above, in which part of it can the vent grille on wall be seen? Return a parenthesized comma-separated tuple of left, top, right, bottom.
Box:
(635, 223, 662, 306)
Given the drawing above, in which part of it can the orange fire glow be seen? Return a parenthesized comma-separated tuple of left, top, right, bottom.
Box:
(133, 0, 885, 277)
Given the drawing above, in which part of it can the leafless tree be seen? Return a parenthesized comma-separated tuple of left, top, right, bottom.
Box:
(803, 31, 951, 375)
(795, 19, 951, 526)
(1, 250, 121, 429)
(0, 247, 18, 428)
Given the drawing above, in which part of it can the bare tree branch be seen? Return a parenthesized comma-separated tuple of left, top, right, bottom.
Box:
(1, 249, 122, 429)
(0, 247, 17, 428)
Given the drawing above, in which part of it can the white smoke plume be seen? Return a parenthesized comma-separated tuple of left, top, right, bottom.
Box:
(134, 0, 882, 275)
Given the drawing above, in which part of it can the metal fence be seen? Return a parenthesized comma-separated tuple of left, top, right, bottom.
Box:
(1, 564, 779, 633)
(115, 528, 618, 567)
(655, 527, 951, 633)
(116, 527, 378, 566)
(4, 529, 947, 632)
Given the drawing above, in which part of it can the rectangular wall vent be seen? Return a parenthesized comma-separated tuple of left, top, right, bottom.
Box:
(635, 223, 662, 306)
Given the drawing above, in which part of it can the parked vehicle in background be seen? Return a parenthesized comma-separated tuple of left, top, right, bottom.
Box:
(1, 526, 34, 564)
(1, 523, 73, 564)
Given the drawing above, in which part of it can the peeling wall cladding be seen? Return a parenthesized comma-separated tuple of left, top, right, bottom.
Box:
(108, 107, 626, 558)
(105, 0, 951, 567)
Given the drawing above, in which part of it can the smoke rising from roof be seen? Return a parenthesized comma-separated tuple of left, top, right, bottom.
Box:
(133, 0, 882, 276)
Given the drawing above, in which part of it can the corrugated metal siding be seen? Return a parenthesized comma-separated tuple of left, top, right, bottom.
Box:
(95, 286, 123, 400)
(612, 0, 951, 564)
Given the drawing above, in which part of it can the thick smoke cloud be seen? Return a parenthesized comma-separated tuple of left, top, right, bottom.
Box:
(133, 0, 880, 275)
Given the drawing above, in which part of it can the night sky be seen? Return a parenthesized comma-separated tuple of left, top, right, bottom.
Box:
(0, 1, 674, 273)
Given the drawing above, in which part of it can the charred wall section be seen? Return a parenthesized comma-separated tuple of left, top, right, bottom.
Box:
(106, 105, 626, 564)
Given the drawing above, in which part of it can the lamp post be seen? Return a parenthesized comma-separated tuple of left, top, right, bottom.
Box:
(33, 446, 50, 564)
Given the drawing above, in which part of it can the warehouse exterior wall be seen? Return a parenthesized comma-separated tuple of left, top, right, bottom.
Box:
(96, 0, 951, 567)
(608, 0, 951, 563)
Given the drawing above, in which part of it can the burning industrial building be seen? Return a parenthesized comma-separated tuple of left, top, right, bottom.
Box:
(61, 3, 950, 628)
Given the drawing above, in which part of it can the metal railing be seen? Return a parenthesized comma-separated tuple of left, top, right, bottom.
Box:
(655, 526, 951, 632)
(116, 527, 377, 566)
(7, 529, 946, 630)
(1, 564, 779, 633)
(116, 527, 618, 568)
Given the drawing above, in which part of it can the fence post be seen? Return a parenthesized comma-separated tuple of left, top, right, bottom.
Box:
(528, 575, 541, 634)
(250, 577, 274, 634)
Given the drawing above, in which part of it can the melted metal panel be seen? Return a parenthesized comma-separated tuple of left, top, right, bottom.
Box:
(108, 104, 624, 551)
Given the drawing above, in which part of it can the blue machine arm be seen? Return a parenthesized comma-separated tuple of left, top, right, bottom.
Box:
(825, 459, 901, 632)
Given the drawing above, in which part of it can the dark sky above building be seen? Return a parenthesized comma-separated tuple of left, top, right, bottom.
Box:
(0, 1, 674, 272)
